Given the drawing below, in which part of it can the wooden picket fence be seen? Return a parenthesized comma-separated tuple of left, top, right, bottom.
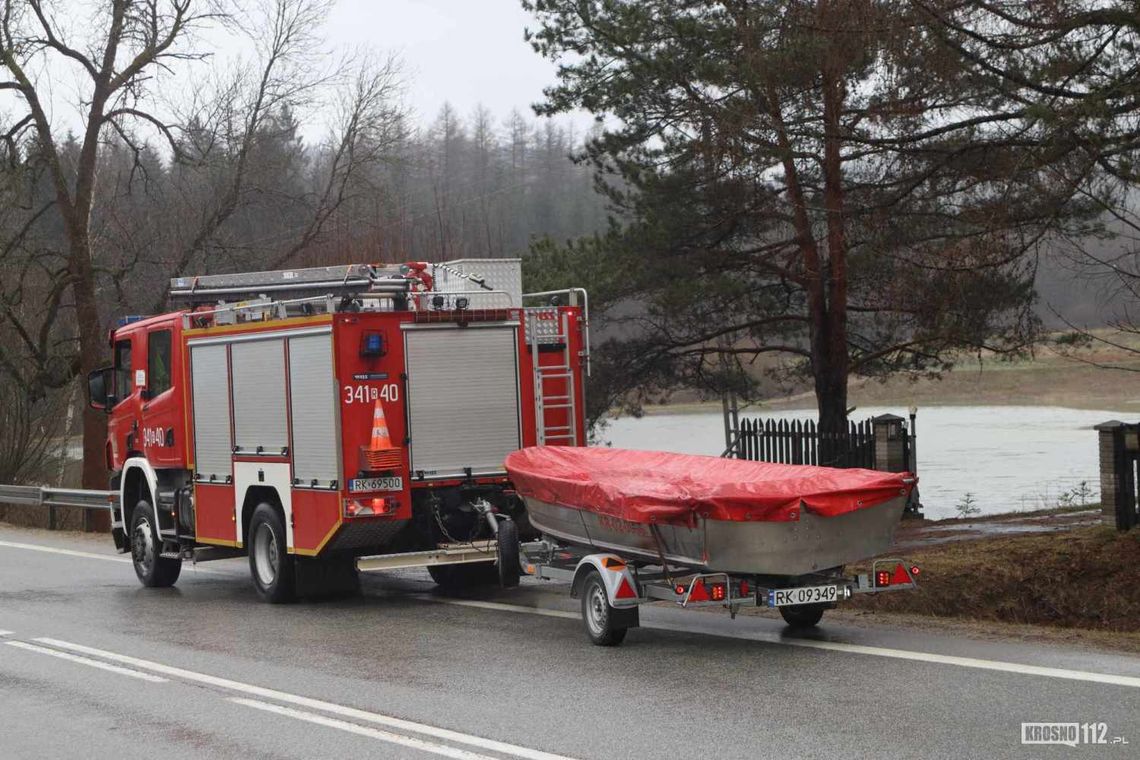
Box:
(728, 417, 878, 469)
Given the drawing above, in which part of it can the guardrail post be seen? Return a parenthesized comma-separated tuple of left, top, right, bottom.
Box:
(1096, 420, 1138, 532)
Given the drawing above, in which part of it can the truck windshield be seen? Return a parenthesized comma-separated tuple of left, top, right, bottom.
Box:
(114, 339, 132, 402)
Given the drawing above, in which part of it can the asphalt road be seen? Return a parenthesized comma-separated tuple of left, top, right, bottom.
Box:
(1, 523, 1138, 759)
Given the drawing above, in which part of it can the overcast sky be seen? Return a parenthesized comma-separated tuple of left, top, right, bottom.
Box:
(324, 0, 581, 128)
(0, 1, 591, 142)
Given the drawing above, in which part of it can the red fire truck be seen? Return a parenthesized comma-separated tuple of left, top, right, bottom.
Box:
(85, 260, 588, 602)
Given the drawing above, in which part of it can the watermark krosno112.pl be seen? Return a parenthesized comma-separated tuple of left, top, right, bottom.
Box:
(1022, 723, 1129, 747)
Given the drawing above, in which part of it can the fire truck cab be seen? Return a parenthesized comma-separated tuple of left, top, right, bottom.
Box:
(87, 260, 588, 602)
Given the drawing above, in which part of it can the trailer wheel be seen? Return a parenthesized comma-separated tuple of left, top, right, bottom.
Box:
(496, 518, 520, 588)
(581, 569, 627, 646)
(779, 604, 826, 629)
(130, 501, 181, 588)
(248, 503, 295, 603)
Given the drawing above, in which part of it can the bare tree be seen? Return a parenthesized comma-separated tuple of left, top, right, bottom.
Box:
(0, 1, 406, 517)
(0, 0, 224, 507)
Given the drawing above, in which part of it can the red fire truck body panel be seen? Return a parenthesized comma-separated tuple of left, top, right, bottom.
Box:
(104, 285, 587, 561)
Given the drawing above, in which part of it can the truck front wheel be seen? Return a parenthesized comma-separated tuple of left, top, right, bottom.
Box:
(130, 502, 181, 588)
(248, 503, 296, 603)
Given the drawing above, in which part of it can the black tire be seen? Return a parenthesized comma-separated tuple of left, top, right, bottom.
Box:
(496, 519, 520, 588)
(779, 603, 826, 628)
(580, 569, 627, 646)
(427, 561, 498, 589)
(130, 501, 182, 588)
(248, 502, 296, 603)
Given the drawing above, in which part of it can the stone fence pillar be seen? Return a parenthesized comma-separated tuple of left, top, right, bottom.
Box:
(872, 414, 908, 473)
(1096, 420, 1138, 532)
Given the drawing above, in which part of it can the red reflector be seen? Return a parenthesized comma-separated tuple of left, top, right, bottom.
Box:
(875, 570, 891, 587)
(891, 564, 910, 585)
(740, 580, 750, 596)
(710, 584, 726, 602)
(688, 580, 710, 602)
(615, 576, 637, 600)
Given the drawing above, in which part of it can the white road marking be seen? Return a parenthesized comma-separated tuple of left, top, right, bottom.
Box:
(34, 638, 578, 760)
(411, 594, 578, 620)
(0, 539, 229, 575)
(419, 598, 1140, 690)
(5, 641, 168, 683)
(232, 698, 502, 760)
(0, 630, 13, 637)
(0, 539, 129, 563)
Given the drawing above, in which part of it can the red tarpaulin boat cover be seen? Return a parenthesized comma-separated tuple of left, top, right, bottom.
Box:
(504, 447, 914, 524)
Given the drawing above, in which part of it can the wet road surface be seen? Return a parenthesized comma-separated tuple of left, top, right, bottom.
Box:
(1, 524, 1137, 759)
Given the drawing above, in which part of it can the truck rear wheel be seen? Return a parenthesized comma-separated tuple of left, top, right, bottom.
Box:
(581, 569, 627, 646)
(779, 603, 826, 628)
(496, 518, 520, 588)
(249, 503, 295, 603)
(131, 501, 182, 588)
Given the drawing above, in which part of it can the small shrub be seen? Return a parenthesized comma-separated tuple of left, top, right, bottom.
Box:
(955, 492, 981, 518)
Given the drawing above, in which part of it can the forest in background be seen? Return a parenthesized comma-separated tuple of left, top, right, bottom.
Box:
(0, 1, 608, 489)
(3, 1, 1140, 494)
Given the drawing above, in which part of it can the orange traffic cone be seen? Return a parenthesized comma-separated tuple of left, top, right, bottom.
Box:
(370, 398, 393, 449)
(361, 398, 402, 472)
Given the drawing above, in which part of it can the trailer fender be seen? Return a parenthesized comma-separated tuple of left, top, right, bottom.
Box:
(570, 554, 641, 609)
(121, 457, 160, 545)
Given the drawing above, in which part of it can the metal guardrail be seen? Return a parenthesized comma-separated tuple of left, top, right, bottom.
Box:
(0, 484, 117, 510)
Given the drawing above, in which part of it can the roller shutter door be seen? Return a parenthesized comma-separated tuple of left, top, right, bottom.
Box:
(288, 332, 340, 486)
(404, 325, 521, 479)
(189, 343, 232, 480)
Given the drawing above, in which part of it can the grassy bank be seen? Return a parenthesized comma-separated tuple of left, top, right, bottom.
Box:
(638, 329, 1140, 415)
(849, 524, 1140, 633)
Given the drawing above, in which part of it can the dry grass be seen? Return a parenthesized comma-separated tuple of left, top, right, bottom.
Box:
(643, 328, 1140, 415)
(850, 525, 1140, 633)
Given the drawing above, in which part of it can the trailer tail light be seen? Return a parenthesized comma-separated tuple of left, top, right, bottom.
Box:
(739, 580, 750, 597)
(876, 570, 892, 588)
(710, 583, 726, 602)
(892, 563, 911, 585)
(615, 576, 637, 600)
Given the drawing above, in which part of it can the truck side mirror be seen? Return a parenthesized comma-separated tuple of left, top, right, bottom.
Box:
(87, 366, 113, 411)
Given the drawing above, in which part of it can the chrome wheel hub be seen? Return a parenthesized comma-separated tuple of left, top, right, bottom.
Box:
(586, 583, 606, 636)
(253, 523, 279, 587)
(132, 518, 153, 574)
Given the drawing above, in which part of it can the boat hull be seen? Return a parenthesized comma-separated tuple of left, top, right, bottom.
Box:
(524, 496, 907, 576)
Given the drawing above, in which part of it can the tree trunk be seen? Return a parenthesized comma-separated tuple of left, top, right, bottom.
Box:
(812, 311, 849, 466)
(72, 238, 110, 531)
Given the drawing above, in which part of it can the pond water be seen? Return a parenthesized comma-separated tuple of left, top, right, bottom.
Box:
(601, 406, 1129, 519)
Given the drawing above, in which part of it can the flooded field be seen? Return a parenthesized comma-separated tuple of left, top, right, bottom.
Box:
(602, 406, 1129, 519)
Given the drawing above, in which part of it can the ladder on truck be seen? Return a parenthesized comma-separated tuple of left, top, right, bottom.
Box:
(528, 307, 577, 445)
(524, 287, 589, 446)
